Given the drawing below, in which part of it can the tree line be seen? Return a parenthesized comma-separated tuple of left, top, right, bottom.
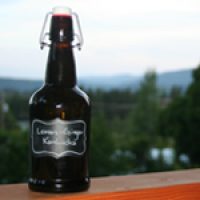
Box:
(0, 66, 199, 183)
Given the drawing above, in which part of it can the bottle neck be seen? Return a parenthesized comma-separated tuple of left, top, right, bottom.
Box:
(45, 41, 77, 87)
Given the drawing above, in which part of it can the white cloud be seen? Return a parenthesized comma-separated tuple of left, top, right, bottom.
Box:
(0, 0, 200, 78)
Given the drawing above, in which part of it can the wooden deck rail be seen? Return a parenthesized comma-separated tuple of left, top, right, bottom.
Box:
(0, 169, 199, 200)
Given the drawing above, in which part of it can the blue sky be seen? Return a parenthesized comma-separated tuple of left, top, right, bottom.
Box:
(1, 0, 200, 79)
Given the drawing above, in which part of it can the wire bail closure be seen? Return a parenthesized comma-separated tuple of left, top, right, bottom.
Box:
(39, 9, 84, 50)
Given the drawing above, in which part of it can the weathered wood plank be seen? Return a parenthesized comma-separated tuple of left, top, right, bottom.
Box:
(0, 169, 199, 200)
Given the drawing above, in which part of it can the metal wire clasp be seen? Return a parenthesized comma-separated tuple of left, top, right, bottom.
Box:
(39, 9, 84, 50)
(39, 12, 52, 50)
(72, 12, 84, 50)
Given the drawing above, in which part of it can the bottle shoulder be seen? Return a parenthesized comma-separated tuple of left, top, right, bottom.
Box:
(73, 86, 90, 105)
(29, 85, 90, 106)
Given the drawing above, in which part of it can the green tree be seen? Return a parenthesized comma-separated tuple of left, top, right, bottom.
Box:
(6, 92, 29, 120)
(179, 66, 200, 165)
(0, 129, 28, 183)
(89, 112, 115, 176)
(0, 101, 19, 130)
(127, 71, 161, 171)
(159, 65, 200, 167)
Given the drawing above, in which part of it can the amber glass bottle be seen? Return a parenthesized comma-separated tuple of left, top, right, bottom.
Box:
(28, 7, 90, 193)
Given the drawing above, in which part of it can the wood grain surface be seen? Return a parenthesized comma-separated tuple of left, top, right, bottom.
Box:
(0, 169, 199, 200)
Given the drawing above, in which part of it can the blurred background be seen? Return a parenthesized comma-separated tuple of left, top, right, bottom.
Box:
(0, 0, 200, 183)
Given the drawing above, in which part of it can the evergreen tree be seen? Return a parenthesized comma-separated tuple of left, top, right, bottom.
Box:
(0, 129, 28, 183)
(127, 70, 160, 171)
(159, 65, 200, 167)
(89, 112, 114, 176)
(179, 66, 200, 165)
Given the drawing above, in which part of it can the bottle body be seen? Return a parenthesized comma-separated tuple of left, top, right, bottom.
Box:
(28, 7, 90, 192)
(29, 85, 90, 192)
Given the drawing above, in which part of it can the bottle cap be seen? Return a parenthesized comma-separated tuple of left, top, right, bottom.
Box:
(40, 7, 83, 50)
(52, 7, 72, 16)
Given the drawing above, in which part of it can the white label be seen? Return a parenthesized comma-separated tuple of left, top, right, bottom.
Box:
(31, 119, 86, 158)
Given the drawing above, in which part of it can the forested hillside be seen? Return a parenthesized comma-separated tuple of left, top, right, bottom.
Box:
(0, 69, 192, 91)
(0, 67, 199, 183)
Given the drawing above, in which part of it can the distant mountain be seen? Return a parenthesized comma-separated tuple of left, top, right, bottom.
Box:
(0, 69, 193, 92)
(0, 78, 42, 92)
(79, 75, 141, 90)
(79, 69, 193, 91)
(157, 69, 193, 91)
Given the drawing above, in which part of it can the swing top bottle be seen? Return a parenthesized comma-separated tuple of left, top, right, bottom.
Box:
(28, 7, 91, 193)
